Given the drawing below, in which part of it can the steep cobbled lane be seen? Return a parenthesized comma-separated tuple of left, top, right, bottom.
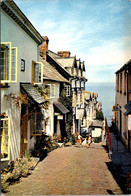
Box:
(4, 143, 123, 195)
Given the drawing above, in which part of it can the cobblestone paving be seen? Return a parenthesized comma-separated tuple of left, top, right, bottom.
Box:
(4, 143, 123, 195)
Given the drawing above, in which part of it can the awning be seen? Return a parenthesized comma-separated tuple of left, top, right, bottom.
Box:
(124, 102, 131, 116)
(20, 83, 46, 105)
(53, 101, 69, 114)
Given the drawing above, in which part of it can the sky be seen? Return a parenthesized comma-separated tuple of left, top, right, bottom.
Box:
(14, 0, 131, 83)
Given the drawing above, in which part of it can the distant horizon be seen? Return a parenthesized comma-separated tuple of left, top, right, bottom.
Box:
(86, 81, 115, 86)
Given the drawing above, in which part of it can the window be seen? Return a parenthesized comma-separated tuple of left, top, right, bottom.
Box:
(30, 112, 42, 135)
(21, 59, 25, 71)
(120, 72, 122, 93)
(45, 84, 55, 98)
(1, 42, 17, 83)
(64, 85, 70, 97)
(76, 80, 80, 88)
(32, 61, 43, 84)
(1, 115, 10, 160)
(124, 71, 126, 94)
(80, 92, 82, 103)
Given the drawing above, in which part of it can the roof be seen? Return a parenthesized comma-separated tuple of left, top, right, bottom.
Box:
(39, 56, 69, 83)
(1, 0, 43, 44)
(56, 57, 75, 68)
(115, 59, 131, 74)
(90, 120, 104, 128)
(53, 101, 69, 114)
(20, 83, 46, 105)
(124, 102, 131, 116)
(47, 50, 72, 78)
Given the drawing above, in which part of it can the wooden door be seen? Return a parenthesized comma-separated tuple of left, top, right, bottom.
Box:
(20, 113, 28, 156)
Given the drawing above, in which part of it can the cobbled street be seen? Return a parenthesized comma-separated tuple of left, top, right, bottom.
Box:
(4, 143, 123, 195)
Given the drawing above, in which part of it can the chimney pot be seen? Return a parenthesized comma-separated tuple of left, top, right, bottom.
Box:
(57, 51, 70, 58)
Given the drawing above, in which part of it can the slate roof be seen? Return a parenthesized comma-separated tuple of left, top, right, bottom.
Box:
(39, 56, 69, 83)
(124, 102, 131, 116)
(20, 83, 46, 105)
(56, 57, 75, 68)
(53, 101, 69, 114)
(90, 120, 104, 128)
(47, 50, 72, 77)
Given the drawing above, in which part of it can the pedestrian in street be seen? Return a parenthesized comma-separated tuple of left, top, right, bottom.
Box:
(77, 132, 82, 145)
(87, 135, 92, 147)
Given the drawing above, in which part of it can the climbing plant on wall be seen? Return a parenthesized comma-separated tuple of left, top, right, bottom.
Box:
(35, 85, 50, 109)
(59, 89, 73, 137)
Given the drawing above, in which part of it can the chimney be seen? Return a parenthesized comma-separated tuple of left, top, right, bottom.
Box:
(39, 36, 49, 60)
(57, 51, 70, 58)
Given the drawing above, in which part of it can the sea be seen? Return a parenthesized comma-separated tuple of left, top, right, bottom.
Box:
(85, 82, 115, 126)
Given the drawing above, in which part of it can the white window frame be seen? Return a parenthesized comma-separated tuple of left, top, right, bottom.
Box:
(1, 42, 17, 83)
(32, 61, 43, 85)
(1, 116, 10, 161)
(65, 85, 70, 97)
(45, 84, 55, 98)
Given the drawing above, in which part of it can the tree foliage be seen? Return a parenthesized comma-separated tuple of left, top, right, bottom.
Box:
(59, 89, 73, 136)
(96, 110, 104, 121)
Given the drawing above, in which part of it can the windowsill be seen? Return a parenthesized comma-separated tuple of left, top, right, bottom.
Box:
(1, 83, 10, 88)
(1, 158, 9, 161)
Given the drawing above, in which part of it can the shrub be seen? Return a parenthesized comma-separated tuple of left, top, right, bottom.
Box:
(1, 157, 36, 192)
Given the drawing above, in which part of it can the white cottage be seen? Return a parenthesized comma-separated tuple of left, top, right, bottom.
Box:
(1, 0, 44, 167)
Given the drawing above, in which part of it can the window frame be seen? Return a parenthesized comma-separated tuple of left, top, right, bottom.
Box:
(65, 85, 70, 97)
(1, 42, 17, 83)
(32, 61, 43, 85)
(45, 84, 56, 98)
(1, 116, 10, 161)
(30, 112, 43, 136)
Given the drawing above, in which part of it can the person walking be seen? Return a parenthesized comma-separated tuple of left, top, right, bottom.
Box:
(87, 135, 92, 147)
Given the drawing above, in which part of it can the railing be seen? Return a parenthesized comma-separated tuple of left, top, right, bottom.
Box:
(105, 118, 112, 152)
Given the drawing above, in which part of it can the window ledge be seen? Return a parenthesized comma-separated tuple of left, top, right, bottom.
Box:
(1, 83, 10, 88)
(1, 158, 9, 161)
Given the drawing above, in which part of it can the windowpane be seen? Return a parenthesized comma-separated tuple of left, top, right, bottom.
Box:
(0, 44, 10, 81)
(30, 112, 42, 135)
(32, 62, 42, 84)
(1, 117, 9, 159)
(65, 85, 70, 97)
(51, 84, 55, 97)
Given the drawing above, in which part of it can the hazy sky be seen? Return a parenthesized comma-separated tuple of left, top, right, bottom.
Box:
(14, 0, 131, 83)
